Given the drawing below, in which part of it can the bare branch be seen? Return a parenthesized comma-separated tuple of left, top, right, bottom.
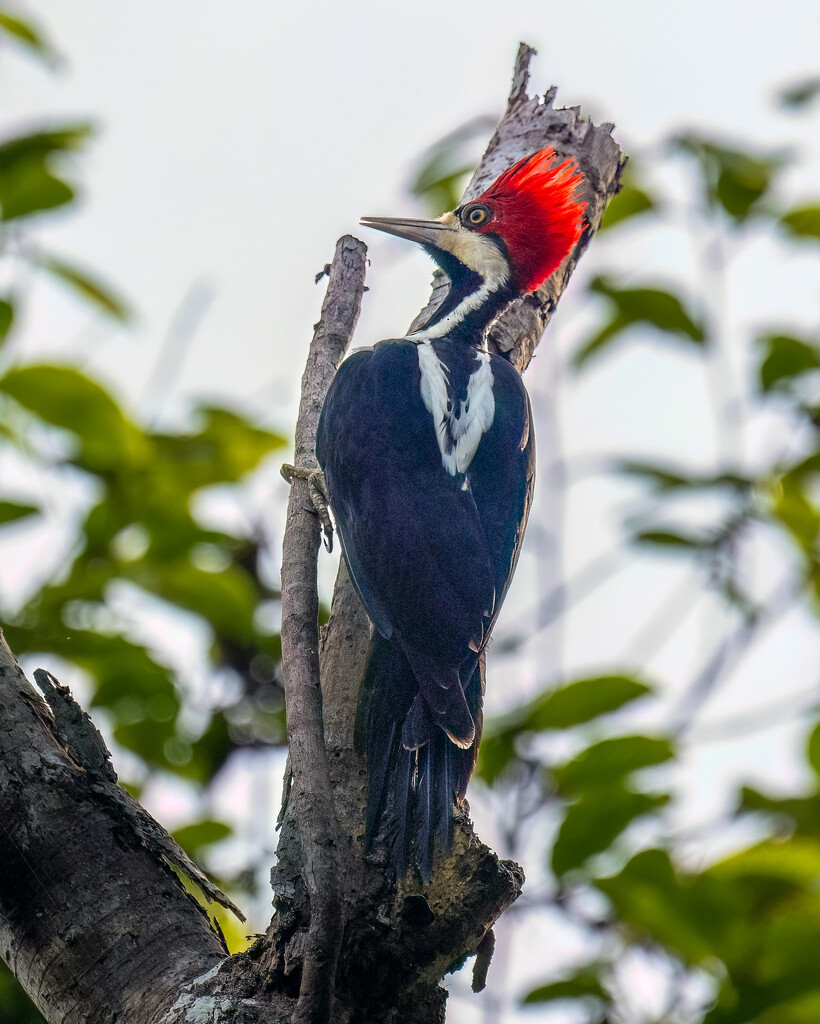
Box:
(278, 234, 368, 1024)
(671, 576, 805, 737)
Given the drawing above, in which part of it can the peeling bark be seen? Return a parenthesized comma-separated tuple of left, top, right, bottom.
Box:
(0, 44, 625, 1024)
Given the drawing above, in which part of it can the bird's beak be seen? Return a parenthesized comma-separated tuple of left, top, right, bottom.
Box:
(360, 216, 453, 247)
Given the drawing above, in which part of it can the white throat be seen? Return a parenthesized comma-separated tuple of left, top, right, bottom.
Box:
(409, 221, 511, 342)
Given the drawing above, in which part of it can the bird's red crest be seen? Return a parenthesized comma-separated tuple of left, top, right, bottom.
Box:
(473, 148, 586, 293)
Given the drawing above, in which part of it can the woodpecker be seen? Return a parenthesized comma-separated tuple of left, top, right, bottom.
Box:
(316, 149, 586, 878)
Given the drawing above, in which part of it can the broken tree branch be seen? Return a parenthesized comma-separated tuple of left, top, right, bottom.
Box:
(268, 42, 625, 1024)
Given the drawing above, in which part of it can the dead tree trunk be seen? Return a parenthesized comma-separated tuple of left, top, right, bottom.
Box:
(0, 45, 624, 1024)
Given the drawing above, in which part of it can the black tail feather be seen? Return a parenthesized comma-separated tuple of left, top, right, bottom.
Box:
(359, 632, 483, 880)
(361, 633, 415, 848)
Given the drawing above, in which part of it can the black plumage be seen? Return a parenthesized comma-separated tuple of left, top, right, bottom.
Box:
(316, 335, 534, 878)
(314, 146, 586, 878)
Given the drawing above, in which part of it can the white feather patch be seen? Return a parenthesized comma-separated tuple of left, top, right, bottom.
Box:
(417, 344, 495, 475)
(410, 221, 510, 342)
(411, 237, 510, 343)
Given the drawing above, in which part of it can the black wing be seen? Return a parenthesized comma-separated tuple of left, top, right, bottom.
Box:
(468, 352, 536, 638)
(317, 339, 496, 745)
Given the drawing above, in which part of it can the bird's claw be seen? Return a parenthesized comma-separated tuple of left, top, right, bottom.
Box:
(280, 464, 334, 552)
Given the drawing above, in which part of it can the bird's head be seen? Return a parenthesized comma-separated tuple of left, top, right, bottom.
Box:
(362, 148, 586, 300)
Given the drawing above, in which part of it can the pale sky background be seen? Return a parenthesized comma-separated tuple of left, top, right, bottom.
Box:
(2, 1, 820, 1021)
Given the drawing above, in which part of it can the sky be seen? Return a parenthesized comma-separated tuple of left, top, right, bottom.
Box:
(3, 1, 820, 1020)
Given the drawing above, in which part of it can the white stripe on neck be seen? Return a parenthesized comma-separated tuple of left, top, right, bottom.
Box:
(410, 281, 495, 341)
(410, 255, 510, 342)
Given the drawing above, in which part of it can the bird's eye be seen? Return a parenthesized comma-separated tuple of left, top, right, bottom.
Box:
(461, 204, 491, 228)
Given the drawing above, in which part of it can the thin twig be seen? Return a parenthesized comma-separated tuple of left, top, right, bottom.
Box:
(142, 277, 216, 422)
(685, 681, 820, 745)
(671, 576, 804, 737)
(279, 235, 367, 1024)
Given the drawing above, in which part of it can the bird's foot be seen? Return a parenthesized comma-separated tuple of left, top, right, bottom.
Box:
(280, 464, 334, 552)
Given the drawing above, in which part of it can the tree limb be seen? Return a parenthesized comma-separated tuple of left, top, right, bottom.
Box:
(0, 44, 624, 1024)
(278, 234, 368, 1024)
(266, 42, 625, 1024)
(0, 631, 227, 1024)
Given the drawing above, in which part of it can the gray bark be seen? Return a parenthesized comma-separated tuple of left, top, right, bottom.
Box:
(0, 44, 625, 1024)
(279, 234, 368, 1024)
(0, 632, 226, 1024)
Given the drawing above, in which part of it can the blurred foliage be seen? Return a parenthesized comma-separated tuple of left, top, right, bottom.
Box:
(598, 161, 657, 232)
(0, 18, 286, 1020)
(573, 274, 705, 367)
(778, 77, 820, 111)
(422, 77, 820, 1024)
(0, 365, 287, 781)
(0, 5, 55, 65)
(3, 12, 820, 1024)
(670, 133, 789, 223)
(410, 115, 498, 214)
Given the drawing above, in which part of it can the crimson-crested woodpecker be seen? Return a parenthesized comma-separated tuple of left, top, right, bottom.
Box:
(316, 149, 586, 878)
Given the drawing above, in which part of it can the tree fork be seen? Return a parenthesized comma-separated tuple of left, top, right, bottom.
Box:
(0, 44, 624, 1024)
(265, 42, 626, 1023)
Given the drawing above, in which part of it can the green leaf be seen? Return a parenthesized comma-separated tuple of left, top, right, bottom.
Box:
(0, 9, 57, 64)
(596, 848, 737, 963)
(0, 297, 13, 344)
(0, 500, 38, 524)
(408, 115, 492, 214)
(739, 785, 820, 839)
(633, 529, 709, 549)
(771, 475, 819, 551)
(34, 253, 130, 321)
(671, 133, 787, 222)
(475, 730, 518, 785)
(478, 677, 652, 785)
(779, 207, 820, 241)
(139, 562, 258, 642)
(553, 735, 674, 793)
(115, 716, 180, 771)
(759, 334, 820, 391)
(522, 965, 608, 1004)
(518, 676, 652, 732)
(711, 837, 820, 891)
(552, 785, 669, 875)
(0, 959, 46, 1024)
(617, 460, 752, 494)
(806, 722, 820, 779)
(154, 407, 286, 492)
(701, 839, 820, 1024)
(0, 365, 145, 471)
(778, 78, 820, 110)
(599, 185, 655, 231)
(0, 123, 92, 221)
(574, 276, 705, 368)
(172, 819, 232, 857)
(185, 711, 238, 783)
